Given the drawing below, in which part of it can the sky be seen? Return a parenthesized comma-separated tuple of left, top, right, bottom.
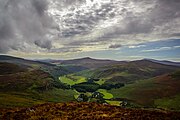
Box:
(0, 0, 180, 61)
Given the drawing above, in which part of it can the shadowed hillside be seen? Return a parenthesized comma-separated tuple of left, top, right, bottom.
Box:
(0, 55, 70, 78)
(0, 62, 27, 75)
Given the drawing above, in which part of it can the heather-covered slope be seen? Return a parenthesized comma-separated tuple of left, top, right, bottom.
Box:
(1, 102, 180, 120)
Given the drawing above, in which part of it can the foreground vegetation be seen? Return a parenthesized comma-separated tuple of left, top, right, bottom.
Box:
(1, 102, 180, 120)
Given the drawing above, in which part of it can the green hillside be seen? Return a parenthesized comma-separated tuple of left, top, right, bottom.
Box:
(57, 60, 180, 110)
(109, 71, 180, 110)
(75, 60, 179, 84)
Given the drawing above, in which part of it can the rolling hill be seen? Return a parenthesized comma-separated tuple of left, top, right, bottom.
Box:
(0, 55, 71, 79)
(0, 55, 54, 69)
(0, 55, 180, 110)
(73, 59, 179, 84)
(109, 71, 180, 110)
(57, 59, 180, 110)
(0, 56, 76, 108)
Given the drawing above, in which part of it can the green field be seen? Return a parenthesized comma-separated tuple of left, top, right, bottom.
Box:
(97, 89, 113, 99)
(94, 79, 105, 85)
(105, 100, 121, 106)
(59, 75, 86, 85)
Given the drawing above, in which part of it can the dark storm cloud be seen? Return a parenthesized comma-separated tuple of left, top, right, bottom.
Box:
(0, 0, 57, 53)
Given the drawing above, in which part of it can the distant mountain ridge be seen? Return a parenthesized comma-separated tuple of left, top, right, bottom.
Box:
(144, 58, 180, 67)
(46, 57, 180, 68)
(0, 55, 55, 68)
(49, 57, 126, 69)
(1, 55, 180, 67)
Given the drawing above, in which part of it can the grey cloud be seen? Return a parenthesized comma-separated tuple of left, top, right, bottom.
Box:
(61, 0, 84, 7)
(96, 0, 180, 40)
(0, 0, 180, 54)
(34, 40, 52, 49)
(148, 0, 180, 25)
(49, 47, 81, 53)
(170, 33, 180, 37)
(32, 0, 47, 16)
(0, 41, 9, 53)
(68, 40, 101, 47)
(115, 17, 153, 35)
(58, 2, 117, 38)
(0, 16, 14, 40)
(109, 44, 122, 49)
(0, 0, 58, 53)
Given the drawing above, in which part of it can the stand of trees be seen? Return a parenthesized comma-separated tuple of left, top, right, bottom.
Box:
(72, 82, 125, 92)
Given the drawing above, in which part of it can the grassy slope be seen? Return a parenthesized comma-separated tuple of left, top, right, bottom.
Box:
(109, 71, 180, 110)
(0, 62, 76, 108)
(0, 89, 76, 108)
(154, 95, 180, 110)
